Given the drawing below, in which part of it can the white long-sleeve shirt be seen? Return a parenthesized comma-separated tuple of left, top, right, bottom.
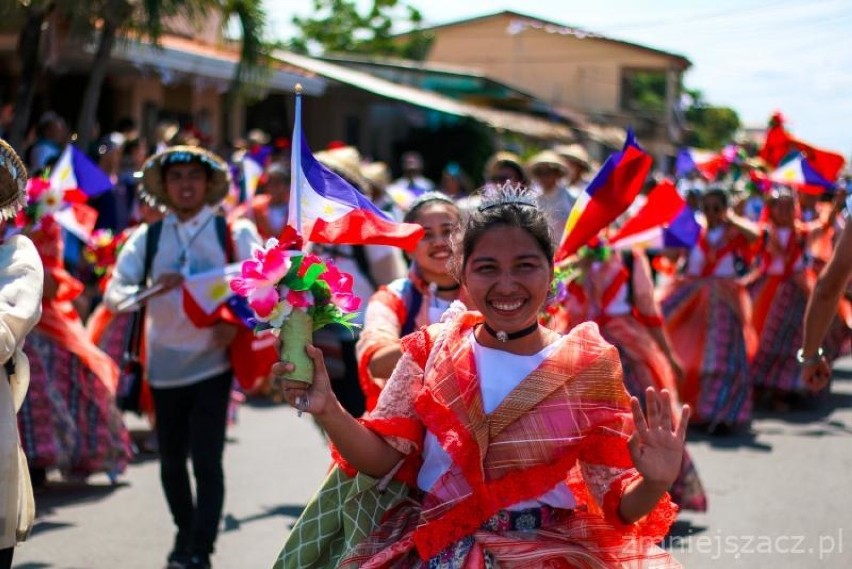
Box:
(104, 206, 260, 387)
(0, 235, 43, 548)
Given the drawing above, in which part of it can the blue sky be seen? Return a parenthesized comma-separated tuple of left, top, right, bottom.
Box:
(265, 0, 852, 156)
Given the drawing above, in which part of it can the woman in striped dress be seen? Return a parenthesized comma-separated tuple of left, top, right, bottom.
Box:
(749, 187, 847, 408)
(356, 193, 464, 412)
(659, 188, 759, 434)
(273, 186, 687, 568)
(19, 216, 132, 482)
(563, 243, 706, 511)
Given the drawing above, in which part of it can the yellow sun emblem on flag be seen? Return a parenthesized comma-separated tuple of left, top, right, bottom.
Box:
(207, 281, 231, 303)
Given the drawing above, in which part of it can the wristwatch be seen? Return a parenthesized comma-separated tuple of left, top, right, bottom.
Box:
(796, 347, 824, 366)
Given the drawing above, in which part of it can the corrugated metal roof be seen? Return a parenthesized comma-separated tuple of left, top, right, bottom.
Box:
(275, 50, 574, 142)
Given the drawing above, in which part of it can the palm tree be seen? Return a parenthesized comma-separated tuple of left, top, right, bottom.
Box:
(74, 0, 270, 149)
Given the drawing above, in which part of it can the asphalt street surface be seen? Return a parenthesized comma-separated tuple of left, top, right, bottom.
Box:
(13, 359, 852, 568)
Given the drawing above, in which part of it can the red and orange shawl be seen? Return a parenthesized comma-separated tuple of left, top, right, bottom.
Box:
(334, 310, 679, 567)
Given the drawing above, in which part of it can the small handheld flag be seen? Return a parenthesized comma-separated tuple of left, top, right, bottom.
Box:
(769, 154, 835, 193)
(555, 129, 653, 261)
(609, 179, 700, 250)
(287, 87, 424, 251)
(49, 144, 113, 198)
(675, 148, 728, 181)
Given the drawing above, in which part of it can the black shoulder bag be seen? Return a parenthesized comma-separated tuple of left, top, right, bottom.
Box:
(117, 221, 162, 414)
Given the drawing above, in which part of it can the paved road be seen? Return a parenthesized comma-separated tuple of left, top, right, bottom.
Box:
(13, 360, 852, 568)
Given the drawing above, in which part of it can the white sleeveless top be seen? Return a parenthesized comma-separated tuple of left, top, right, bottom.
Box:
(417, 334, 577, 510)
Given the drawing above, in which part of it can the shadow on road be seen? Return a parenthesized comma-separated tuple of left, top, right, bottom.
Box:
(221, 504, 307, 532)
(32, 480, 125, 521)
(686, 426, 774, 452)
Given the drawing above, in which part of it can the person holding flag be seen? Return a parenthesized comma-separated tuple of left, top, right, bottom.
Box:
(748, 186, 848, 409)
(271, 185, 687, 568)
(659, 187, 760, 434)
(104, 146, 261, 569)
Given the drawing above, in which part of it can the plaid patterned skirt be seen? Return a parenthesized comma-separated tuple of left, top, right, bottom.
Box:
(660, 279, 753, 429)
(601, 318, 707, 512)
(749, 277, 809, 392)
(18, 329, 132, 478)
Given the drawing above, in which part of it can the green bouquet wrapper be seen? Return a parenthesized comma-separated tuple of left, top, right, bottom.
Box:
(280, 309, 314, 385)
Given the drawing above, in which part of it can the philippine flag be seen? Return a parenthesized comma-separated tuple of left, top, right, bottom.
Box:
(555, 129, 653, 262)
(182, 263, 279, 392)
(182, 263, 245, 327)
(769, 154, 835, 194)
(287, 94, 424, 251)
(49, 144, 113, 198)
(609, 179, 701, 250)
(53, 202, 99, 242)
(674, 148, 728, 181)
(241, 154, 264, 203)
(759, 112, 846, 182)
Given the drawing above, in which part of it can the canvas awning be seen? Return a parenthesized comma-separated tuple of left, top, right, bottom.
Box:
(275, 50, 574, 142)
(113, 36, 326, 95)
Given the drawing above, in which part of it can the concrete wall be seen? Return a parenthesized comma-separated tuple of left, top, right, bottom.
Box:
(426, 14, 679, 115)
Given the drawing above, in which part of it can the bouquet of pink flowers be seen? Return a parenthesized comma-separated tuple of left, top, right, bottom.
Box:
(16, 177, 64, 229)
(229, 227, 361, 384)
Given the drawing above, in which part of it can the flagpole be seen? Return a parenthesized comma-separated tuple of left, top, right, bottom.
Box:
(293, 83, 304, 240)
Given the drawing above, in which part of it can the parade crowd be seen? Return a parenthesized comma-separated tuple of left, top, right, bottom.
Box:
(0, 107, 849, 569)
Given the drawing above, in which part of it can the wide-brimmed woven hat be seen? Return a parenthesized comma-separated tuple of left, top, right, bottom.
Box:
(141, 145, 231, 209)
(0, 139, 28, 220)
(315, 146, 370, 193)
(552, 143, 591, 171)
(484, 151, 526, 181)
(361, 161, 391, 189)
(526, 150, 568, 174)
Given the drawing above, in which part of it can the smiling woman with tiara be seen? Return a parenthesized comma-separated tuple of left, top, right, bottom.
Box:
(270, 184, 689, 568)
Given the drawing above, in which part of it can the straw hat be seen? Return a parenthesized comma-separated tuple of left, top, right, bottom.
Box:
(0, 139, 28, 220)
(247, 128, 270, 146)
(155, 122, 180, 145)
(361, 161, 391, 189)
(315, 146, 369, 193)
(552, 143, 591, 171)
(526, 150, 568, 174)
(141, 146, 231, 210)
(484, 151, 526, 182)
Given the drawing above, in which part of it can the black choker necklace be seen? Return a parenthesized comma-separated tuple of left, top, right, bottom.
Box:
(434, 282, 460, 292)
(482, 322, 539, 343)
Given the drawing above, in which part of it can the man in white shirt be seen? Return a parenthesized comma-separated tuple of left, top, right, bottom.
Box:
(104, 146, 260, 569)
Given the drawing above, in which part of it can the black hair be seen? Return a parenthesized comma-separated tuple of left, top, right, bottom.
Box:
(460, 189, 554, 271)
(403, 191, 459, 224)
(703, 187, 728, 208)
(161, 157, 213, 181)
